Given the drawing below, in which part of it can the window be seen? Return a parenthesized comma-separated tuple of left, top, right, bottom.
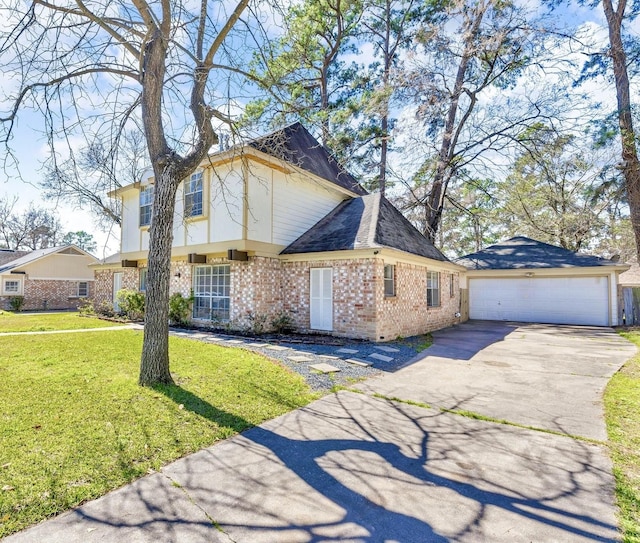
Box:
(77, 282, 88, 297)
(384, 264, 395, 297)
(184, 172, 203, 217)
(193, 265, 230, 321)
(139, 185, 154, 227)
(427, 271, 440, 307)
(139, 268, 148, 292)
(450, 273, 455, 298)
(4, 280, 19, 294)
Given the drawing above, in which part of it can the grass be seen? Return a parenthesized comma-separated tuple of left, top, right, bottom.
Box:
(0, 311, 122, 333)
(606, 330, 640, 543)
(0, 329, 317, 537)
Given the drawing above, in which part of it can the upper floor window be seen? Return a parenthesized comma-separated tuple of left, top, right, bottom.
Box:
(77, 282, 88, 297)
(384, 264, 395, 297)
(427, 271, 440, 307)
(139, 185, 154, 227)
(184, 172, 203, 218)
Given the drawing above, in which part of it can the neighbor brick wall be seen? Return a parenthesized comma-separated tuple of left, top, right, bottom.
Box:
(377, 262, 461, 340)
(0, 279, 95, 311)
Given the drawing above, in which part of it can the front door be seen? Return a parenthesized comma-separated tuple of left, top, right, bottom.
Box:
(113, 272, 123, 312)
(310, 268, 333, 331)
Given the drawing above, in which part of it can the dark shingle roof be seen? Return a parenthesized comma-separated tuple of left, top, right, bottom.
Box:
(0, 249, 28, 267)
(456, 236, 619, 270)
(249, 123, 367, 196)
(281, 193, 449, 261)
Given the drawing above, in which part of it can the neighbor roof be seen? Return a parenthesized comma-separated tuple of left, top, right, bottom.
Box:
(0, 245, 94, 274)
(281, 193, 449, 261)
(0, 249, 28, 267)
(456, 236, 620, 270)
(249, 123, 367, 196)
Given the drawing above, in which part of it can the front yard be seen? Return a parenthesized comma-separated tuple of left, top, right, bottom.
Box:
(606, 330, 640, 543)
(0, 311, 122, 333)
(0, 328, 317, 537)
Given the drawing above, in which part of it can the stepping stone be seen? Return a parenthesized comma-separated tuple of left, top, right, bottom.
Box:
(265, 345, 290, 351)
(375, 345, 400, 353)
(346, 358, 372, 367)
(192, 333, 208, 339)
(288, 355, 314, 363)
(319, 354, 340, 360)
(247, 342, 269, 347)
(336, 348, 359, 354)
(225, 339, 244, 344)
(309, 363, 340, 373)
(204, 337, 223, 342)
(292, 351, 314, 356)
(369, 353, 394, 362)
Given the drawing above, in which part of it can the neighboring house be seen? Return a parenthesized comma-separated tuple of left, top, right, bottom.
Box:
(457, 236, 628, 326)
(618, 259, 640, 325)
(0, 245, 98, 311)
(93, 123, 465, 341)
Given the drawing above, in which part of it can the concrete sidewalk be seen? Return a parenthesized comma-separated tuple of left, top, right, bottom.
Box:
(4, 322, 635, 542)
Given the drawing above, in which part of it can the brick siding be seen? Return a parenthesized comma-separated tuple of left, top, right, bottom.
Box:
(1, 279, 94, 311)
(93, 255, 462, 341)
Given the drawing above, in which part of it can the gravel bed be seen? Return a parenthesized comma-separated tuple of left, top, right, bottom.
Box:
(169, 328, 424, 392)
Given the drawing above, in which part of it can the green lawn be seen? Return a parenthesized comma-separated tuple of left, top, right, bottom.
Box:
(606, 330, 640, 543)
(0, 311, 121, 333)
(0, 330, 317, 537)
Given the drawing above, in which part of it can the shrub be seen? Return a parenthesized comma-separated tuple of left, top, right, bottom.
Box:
(246, 312, 268, 334)
(116, 289, 145, 321)
(78, 299, 96, 316)
(9, 296, 25, 312)
(168, 292, 194, 326)
(271, 311, 295, 334)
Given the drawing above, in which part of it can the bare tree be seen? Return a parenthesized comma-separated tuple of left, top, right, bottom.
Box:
(0, 196, 62, 250)
(0, 0, 254, 385)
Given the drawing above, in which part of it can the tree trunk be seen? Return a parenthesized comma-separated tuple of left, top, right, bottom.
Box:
(139, 169, 178, 386)
(602, 0, 640, 260)
(424, 0, 488, 242)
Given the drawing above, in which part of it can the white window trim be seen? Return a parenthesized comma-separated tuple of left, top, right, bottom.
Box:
(427, 271, 441, 308)
(77, 281, 89, 297)
(384, 264, 396, 298)
(192, 264, 231, 322)
(2, 278, 23, 296)
(184, 171, 204, 218)
(139, 185, 154, 227)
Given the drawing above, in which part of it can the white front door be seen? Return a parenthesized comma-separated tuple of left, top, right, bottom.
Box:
(310, 268, 333, 331)
(113, 272, 123, 312)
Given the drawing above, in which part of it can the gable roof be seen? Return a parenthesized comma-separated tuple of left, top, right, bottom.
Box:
(281, 193, 449, 262)
(0, 249, 29, 267)
(249, 123, 367, 196)
(0, 245, 96, 274)
(456, 236, 620, 270)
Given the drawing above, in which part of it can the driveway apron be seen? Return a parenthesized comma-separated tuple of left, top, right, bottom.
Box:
(5, 321, 636, 543)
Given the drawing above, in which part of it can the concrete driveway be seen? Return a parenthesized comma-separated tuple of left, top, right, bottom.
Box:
(5, 321, 636, 543)
(357, 321, 637, 441)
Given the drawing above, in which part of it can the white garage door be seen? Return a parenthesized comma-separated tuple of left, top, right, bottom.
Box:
(469, 276, 610, 326)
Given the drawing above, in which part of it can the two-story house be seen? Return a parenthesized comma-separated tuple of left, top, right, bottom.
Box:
(92, 123, 466, 341)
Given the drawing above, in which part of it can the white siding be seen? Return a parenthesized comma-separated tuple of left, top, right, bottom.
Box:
(210, 165, 243, 242)
(272, 171, 345, 246)
(121, 190, 141, 253)
(247, 162, 273, 243)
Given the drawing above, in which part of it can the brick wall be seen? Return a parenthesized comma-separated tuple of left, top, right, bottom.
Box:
(0, 279, 95, 311)
(377, 262, 461, 340)
(92, 255, 461, 341)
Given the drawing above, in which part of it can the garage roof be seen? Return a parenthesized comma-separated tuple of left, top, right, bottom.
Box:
(457, 236, 620, 270)
(281, 193, 449, 261)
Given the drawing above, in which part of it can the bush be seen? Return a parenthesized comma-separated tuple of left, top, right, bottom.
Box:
(271, 311, 295, 334)
(116, 289, 145, 321)
(246, 312, 268, 334)
(169, 292, 194, 326)
(9, 296, 25, 312)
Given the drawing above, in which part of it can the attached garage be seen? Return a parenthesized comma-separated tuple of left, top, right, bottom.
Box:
(458, 237, 629, 327)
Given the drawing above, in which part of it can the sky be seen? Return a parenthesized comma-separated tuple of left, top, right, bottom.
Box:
(0, 0, 633, 261)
